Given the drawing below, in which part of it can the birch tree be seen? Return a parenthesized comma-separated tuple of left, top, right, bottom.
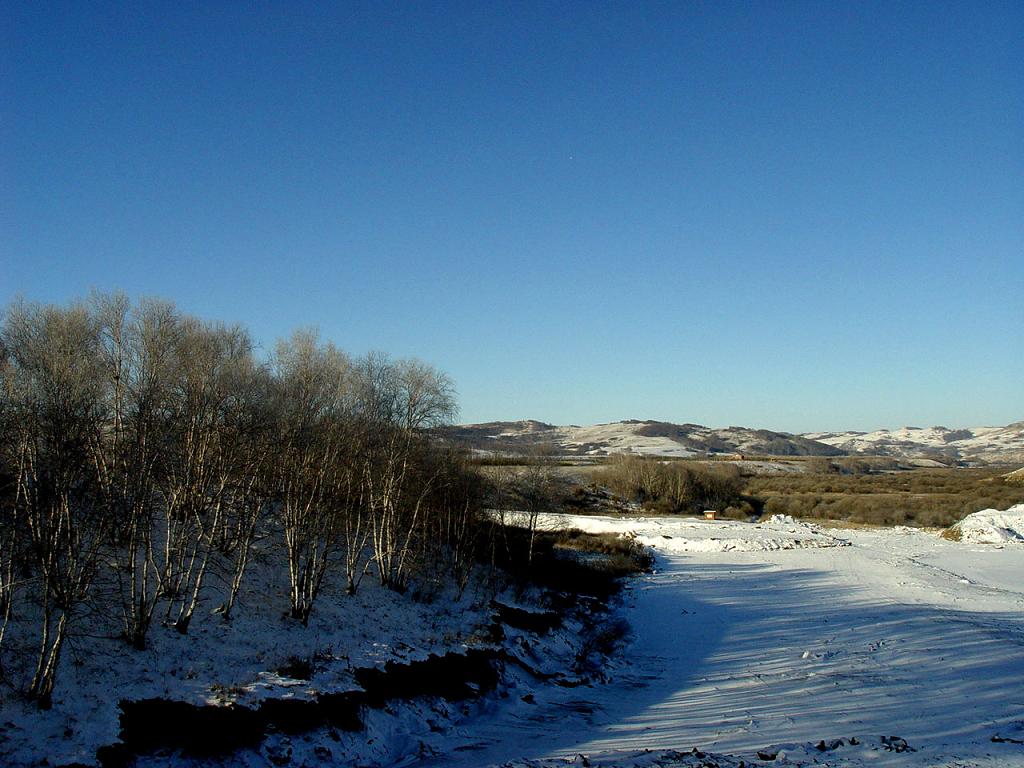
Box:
(216, 364, 274, 621)
(0, 341, 20, 669)
(359, 356, 456, 591)
(271, 330, 352, 624)
(515, 445, 560, 566)
(100, 299, 181, 649)
(1, 301, 110, 706)
(161, 320, 257, 633)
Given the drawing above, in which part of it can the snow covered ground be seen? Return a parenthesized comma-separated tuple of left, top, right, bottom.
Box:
(0, 542, 500, 767)
(4, 510, 1023, 767)
(427, 511, 1024, 767)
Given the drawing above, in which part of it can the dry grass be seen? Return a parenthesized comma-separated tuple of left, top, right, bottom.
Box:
(478, 522, 652, 600)
(745, 467, 1022, 528)
(940, 526, 963, 542)
(553, 529, 655, 576)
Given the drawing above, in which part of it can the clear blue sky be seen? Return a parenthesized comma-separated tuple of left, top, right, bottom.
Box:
(2, 1, 1021, 432)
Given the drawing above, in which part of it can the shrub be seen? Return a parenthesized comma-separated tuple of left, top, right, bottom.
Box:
(721, 500, 757, 520)
(746, 467, 1022, 528)
(593, 456, 743, 515)
(940, 526, 962, 542)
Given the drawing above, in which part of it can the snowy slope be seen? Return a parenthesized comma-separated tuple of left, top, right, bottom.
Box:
(0, 543, 502, 767)
(441, 420, 842, 458)
(9, 510, 1023, 767)
(443, 419, 1024, 462)
(805, 422, 1024, 462)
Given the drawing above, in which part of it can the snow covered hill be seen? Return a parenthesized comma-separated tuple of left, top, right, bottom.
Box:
(440, 419, 1024, 463)
(804, 421, 1024, 463)
(439, 420, 843, 458)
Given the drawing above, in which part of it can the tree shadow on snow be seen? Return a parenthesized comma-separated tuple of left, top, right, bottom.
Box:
(430, 554, 1024, 765)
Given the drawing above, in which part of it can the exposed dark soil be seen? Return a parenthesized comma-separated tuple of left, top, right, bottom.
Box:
(491, 601, 562, 634)
(95, 650, 501, 767)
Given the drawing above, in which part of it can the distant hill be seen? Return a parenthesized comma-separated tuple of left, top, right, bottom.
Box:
(439, 419, 1024, 463)
(437, 419, 843, 458)
(804, 422, 1024, 464)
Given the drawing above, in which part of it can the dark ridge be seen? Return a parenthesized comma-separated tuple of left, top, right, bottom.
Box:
(115, 699, 264, 757)
(314, 691, 366, 732)
(94, 649, 501, 766)
(354, 648, 500, 708)
(492, 601, 562, 634)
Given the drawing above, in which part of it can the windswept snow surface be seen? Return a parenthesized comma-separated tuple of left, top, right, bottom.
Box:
(430, 513, 1024, 767)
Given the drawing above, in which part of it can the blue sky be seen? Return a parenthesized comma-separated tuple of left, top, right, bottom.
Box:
(2, 1, 1021, 432)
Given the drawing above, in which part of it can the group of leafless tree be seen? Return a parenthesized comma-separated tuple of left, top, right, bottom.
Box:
(0, 294, 485, 707)
(594, 455, 743, 515)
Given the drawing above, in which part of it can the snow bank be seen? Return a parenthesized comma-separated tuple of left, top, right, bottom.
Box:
(639, 513, 844, 553)
(503, 512, 847, 554)
(0, 543, 506, 768)
(646, 533, 842, 554)
(946, 503, 1024, 545)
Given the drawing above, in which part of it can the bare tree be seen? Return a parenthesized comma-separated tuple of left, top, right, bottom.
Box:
(1, 301, 111, 706)
(0, 292, 477, 702)
(421, 447, 485, 597)
(271, 330, 352, 624)
(100, 299, 182, 649)
(359, 356, 457, 591)
(480, 463, 515, 592)
(515, 445, 560, 566)
(161, 320, 259, 633)
(216, 364, 274, 621)
(0, 340, 21, 668)
(337, 422, 373, 595)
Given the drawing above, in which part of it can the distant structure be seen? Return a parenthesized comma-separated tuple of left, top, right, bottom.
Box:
(704, 510, 717, 520)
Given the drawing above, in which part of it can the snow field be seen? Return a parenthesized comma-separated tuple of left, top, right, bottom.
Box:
(442, 511, 1024, 767)
(4, 508, 1023, 767)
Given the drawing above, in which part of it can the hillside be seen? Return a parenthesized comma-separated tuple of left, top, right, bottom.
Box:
(438, 420, 842, 458)
(440, 419, 1024, 463)
(804, 421, 1024, 463)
